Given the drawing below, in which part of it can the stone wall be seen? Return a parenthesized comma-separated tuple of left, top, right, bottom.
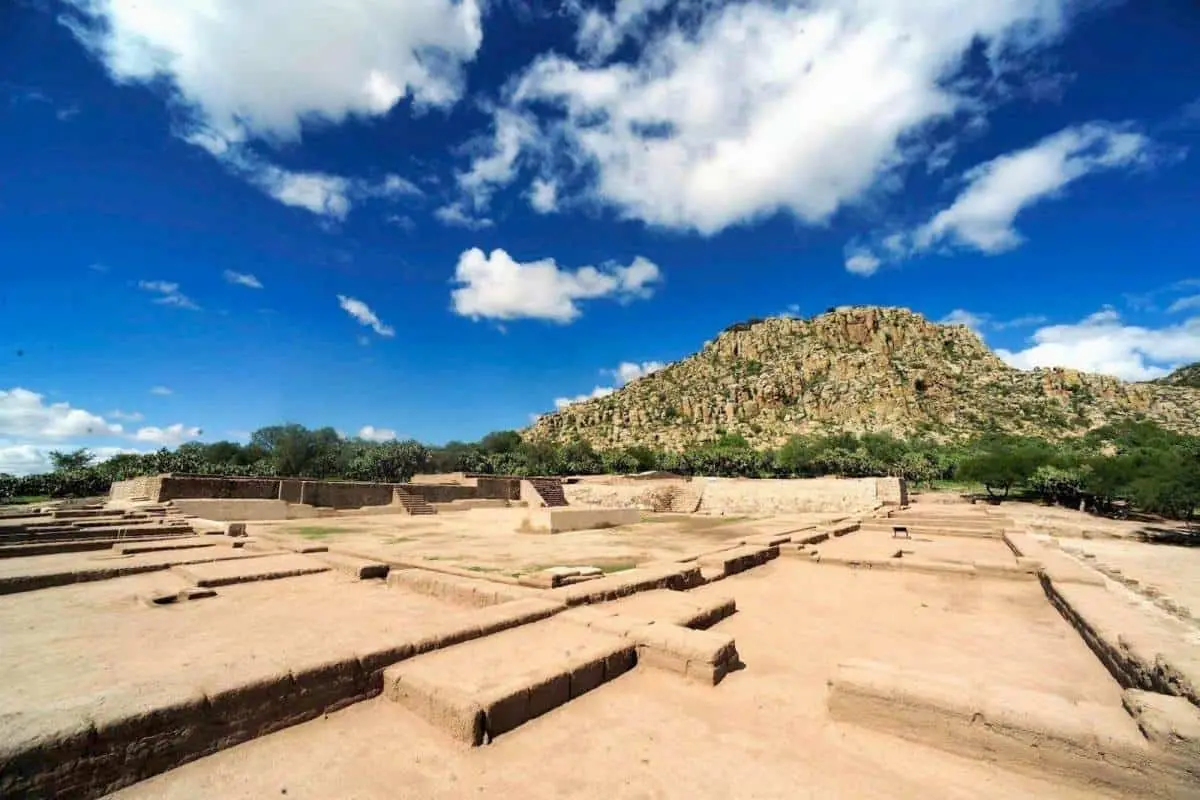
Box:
(875, 477, 908, 506)
(476, 477, 521, 500)
(565, 475, 899, 515)
(158, 476, 280, 501)
(108, 475, 163, 502)
(403, 484, 477, 503)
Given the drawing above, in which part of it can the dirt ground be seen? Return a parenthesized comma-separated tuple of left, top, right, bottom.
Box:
(113, 559, 1126, 800)
(1054, 536, 1200, 623)
(813, 529, 1016, 564)
(0, 570, 476, 753)
(252, 508, 835, 576)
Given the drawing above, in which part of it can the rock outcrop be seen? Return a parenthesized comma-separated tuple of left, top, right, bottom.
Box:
(527, 307, 1200, 450)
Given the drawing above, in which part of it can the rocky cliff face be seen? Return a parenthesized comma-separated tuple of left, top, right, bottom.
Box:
(1153, 362, 1200, 389)
(527, 307, 1200, 449)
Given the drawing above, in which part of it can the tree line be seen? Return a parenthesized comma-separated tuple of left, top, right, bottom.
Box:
(2, 420, 1197, 524)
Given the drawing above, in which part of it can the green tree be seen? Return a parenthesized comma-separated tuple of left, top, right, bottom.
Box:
(480, 430, 523, 455)
(956, 436, 1053, 498)
(49, 448, 93, 472)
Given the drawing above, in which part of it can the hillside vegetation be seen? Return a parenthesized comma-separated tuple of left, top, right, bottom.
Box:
(528, 306, 1200, 449)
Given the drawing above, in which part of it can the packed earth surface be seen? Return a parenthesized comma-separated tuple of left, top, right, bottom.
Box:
(1, 474, 1198, 799)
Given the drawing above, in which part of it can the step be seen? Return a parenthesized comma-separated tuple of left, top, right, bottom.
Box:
(113, 537, 219, 555)
(312, 551, 390, 580)
(384, 619, 635, 745)
(560, 589, 736, 630)
(697, 544, 778, 580)
(172, 553, 330, 588)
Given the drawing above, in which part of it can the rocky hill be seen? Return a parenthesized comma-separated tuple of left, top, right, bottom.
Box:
(1153, 362, 1200, 389)
(527, 307, 1200, 450)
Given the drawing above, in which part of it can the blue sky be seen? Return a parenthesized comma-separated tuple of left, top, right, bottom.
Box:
(2, 0, 1199, 473)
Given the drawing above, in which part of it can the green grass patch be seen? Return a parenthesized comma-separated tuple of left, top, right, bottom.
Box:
(292, 525, 351, 540)
(1, 495, 52, 506)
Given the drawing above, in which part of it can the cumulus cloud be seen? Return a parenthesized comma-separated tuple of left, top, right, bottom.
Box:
(462, 0, 1078, 234)
(337, 294, 395, 337)
(358, 425, 397, 442)
(138, 280, 199, 310)
(451, 248, 661, 323)
(223, 270, 263, 289)
(60, 0, 483, 143)
(150, 386, 173, 396)
(133, 424, 204, 446)
(0, 444, 145, 476)
(61, 2, 474, 219)
(852, 123, 1155, 271)
(0, 388, 124, 439)
(553, 359, 666, 410)
(108, 410, 144, 422)
(996, 308, 1200, 381)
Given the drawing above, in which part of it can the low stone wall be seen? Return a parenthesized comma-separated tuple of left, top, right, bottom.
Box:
(564, 476, 903, 515)
(523, 507, 640, 533)
(403, 484, 477, 503)
(168, 499, 322, 521)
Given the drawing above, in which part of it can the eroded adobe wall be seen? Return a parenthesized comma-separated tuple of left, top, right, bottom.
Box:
(158, 476, 281, 501)
(108, 475, 164, 502)
(476, 477, 521, 500)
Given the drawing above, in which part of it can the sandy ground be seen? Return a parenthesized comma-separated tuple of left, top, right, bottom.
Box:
(813, 529, 1016, 564)
(0, 570, 474, 750)
(1055, 537, 1200, 623)
(251, 508, 836, 575)
(113, 559, 1128, 800)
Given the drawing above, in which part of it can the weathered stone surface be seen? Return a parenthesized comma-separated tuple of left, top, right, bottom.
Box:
(527, 306, 1200, 449)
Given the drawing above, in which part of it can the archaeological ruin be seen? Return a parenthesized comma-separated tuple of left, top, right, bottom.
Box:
(0, 472, 1196, 798)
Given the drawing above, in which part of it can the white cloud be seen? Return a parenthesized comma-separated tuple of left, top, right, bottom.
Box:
(468, 0, 1076, 233)
(609, 360, 665, 384)
(996, 308, 1200, 381)
(435, 203, 494, 230)
(575, 0, 672, 62)
(855, 123, 1155, 270)
(554, 385, 615, 410)
(940, 309, 988, 333)
(942, 309, 1050, 334)
(133, 424, 204, 446)
(451, 247, 662, 323)
(61, 2, 472, 220)
(108, 410, 144, 422)
(373, 175, 423, 199)
(138, 279, 200, 310)
(223, 270, 263, 289)
(337, 294, 395, 337)
(553, 359, 666, 410)
(387, 214, 416, 232)
(911, 123, 1152, 255)
(844, 251, 882, 277)
(357, 425, 397, 442)
(60, 0, 483, 143)
(1168, 295, 1200, 314)
(0, 388, 124, 439)
(529, 178, 559, 213)
(0, 444, 143, 476)
(0, 444, 56, 476)
(150, 386, 173, 396)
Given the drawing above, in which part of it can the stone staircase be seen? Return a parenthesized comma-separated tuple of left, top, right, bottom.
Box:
(528, 477, 568, 507)
(668, 481, 704, 513)
(393, 487, 437, 515)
